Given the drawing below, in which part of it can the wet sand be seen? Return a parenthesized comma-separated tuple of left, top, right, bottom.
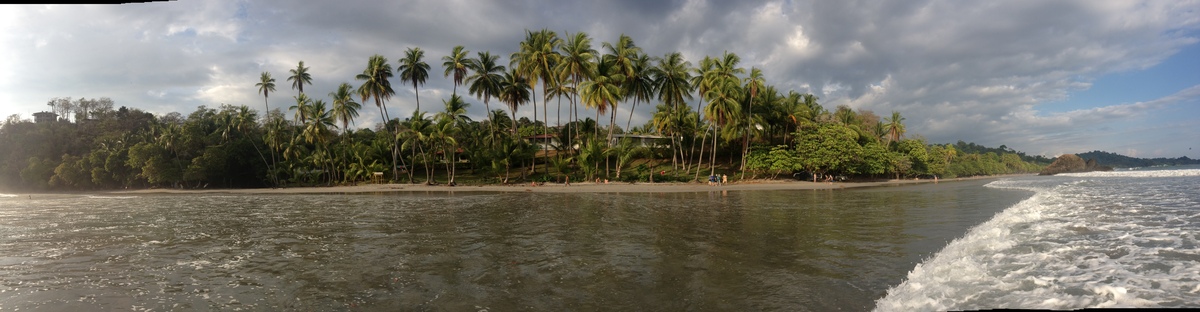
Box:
(108, 175, 1028, 195)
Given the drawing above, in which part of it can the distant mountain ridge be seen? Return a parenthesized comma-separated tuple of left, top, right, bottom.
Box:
(1075, 150, 1200, 168)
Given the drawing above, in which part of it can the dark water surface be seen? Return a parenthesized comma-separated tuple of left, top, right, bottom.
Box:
(0, 180, 1030, 311)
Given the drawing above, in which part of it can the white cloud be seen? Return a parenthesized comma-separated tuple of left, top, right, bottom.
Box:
(1, 0, 1198, 158)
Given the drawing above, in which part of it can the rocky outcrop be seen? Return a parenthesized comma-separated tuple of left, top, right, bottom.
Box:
(1039, 154, 1114, 175)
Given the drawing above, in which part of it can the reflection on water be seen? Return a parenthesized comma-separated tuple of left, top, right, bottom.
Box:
(0, 180, 1029, 311)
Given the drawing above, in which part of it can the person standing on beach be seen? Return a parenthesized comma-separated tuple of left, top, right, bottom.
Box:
(721, 174, 727, 185)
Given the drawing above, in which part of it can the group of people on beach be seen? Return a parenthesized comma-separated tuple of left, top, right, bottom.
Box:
(707, 174, 727, 186)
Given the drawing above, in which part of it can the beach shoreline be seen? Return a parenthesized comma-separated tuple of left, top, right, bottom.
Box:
(99, 174, 1031, 195)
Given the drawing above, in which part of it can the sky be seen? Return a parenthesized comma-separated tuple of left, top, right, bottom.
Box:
(1, 0, 1198, 159)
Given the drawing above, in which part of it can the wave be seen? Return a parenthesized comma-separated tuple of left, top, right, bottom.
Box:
(85, 195, 139, 199)
(1060, 168, 1200, 178)
(0, 194, 17, 198)
(877, 175, 1197, 310)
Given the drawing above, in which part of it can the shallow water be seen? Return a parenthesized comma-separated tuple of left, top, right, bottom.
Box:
(1, 180, 1029, 311)
(877, 168, 1200, 310)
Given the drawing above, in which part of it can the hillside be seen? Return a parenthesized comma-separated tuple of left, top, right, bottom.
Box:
(1076, 150, 1200, 168)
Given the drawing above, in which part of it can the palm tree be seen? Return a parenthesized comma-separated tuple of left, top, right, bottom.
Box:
(466, 51, 506, 116)
(356, 54, 395, 126)
(442, 45, 470, 96)
(884, 111, 906, 147)
(330, 83, 361, 134)
(741, 67, 765, 179)
(255, 72, 276, 118)
(624, 53, 655, 132)
(398, 47, 431, 113)
(555, 31, 597, 146)
(512, 29, 561, 174)
(288, 61, 313, 96)
(355, 54, 397, 179)
(290, 93, 312, 124)
(579, 56, 625, 143)
(330, 82, 361, 182)
(652, 52, 694, 172)
(498, 69, 531, 134)
(702, 52, 745, 176)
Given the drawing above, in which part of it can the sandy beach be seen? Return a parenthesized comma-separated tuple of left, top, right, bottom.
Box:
(107, 174, 1028, 195)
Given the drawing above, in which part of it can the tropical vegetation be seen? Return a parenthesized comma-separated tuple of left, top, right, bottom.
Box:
(0, 30, 1050, 191)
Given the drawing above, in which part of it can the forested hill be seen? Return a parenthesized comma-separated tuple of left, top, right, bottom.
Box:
(1076, 150, 1200, 168)
(949, 141, 1054, 165)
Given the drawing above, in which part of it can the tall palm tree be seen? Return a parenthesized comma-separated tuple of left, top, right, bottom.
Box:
(555, 31, 597, 146)
(498, 69, 531, 134)
(512, 29, 561, 174)
(288, 61, 313, 96)
(579, 56, 625, 143)
(330, 83, 361, 134)
(255, 72, 276, 119)
(329, 82, 361, 184)
(466, 51, 506, 116)
(442, 45, 470, 96)
(355, 54, 397, 179)
(652, 52, 694, 172)
(399, 47, 431, 113)
(624, 53, 654, 132)
(356, 55, 395, 127)
(741, 67, 765, 179)
(701, 52, 745, 176)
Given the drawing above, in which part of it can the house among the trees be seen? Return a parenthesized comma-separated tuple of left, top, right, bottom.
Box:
(33, 111, 57, 124)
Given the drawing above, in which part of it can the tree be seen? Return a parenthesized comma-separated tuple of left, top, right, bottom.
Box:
(330, 82, 362, 182)
(288, 61, 313, 96)
(355, 54, 397, 179)
(442, 45, 470, 96)
(579, 56, 625, 143)
(399, 47, 431, 113)
(512, 29, 561, 174)
(556, 31, 597, 146)
(884, 111, 906, 148)
(499, 69, 531, 134)
(466, 51, 506, 117)
(255, 72, 277, 118)
(624, 53, 654, 132)
(740, 67, 765, 179)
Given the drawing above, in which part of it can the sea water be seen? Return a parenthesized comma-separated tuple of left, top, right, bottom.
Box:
(876, 167, 1200, 310)
(0, 181, 1031, 311)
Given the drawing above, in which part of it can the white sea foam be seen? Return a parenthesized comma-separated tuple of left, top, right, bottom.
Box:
(85, 195, 138, 199)
(1061, 168, 1200, 178)
(0, 193, 18, 198)
(876, 173, 1200, 310)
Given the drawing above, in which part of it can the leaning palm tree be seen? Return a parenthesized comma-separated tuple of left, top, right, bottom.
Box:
(355, 54, 397, 179)
(290, 93, 312, 124)
(255, 72, 277, 119)
(398, 47, 431, 113)
(356, 55, 395, 126)
(288, 61, 313, 96)
(442, 45, 470, 96)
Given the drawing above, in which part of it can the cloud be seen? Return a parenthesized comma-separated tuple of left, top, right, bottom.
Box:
(1, 0, 1199, 158)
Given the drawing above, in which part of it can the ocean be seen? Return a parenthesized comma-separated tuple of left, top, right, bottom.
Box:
(876, 166, 1200, 310)
(1, 168, 1196, 310)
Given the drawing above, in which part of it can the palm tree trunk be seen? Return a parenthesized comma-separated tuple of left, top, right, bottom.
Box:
(694, 125, 707, 181)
